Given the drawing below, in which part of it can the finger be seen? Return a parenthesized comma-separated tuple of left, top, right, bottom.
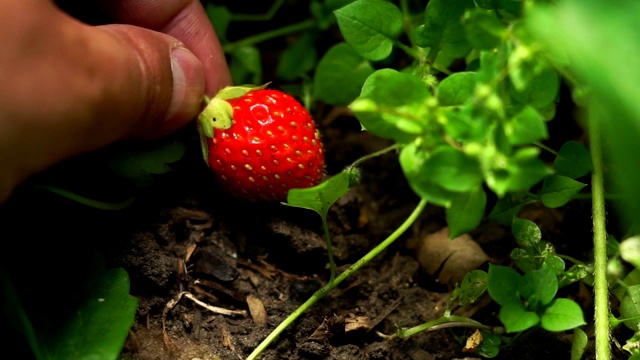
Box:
(0, 1, 205, 199)
(96, 0, 232, 95)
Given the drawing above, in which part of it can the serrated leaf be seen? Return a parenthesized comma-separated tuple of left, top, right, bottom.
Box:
(351, 69, 431, 143)
(276, 31, 317, 81)
(554, 141, 593, 179)
(504, 106, 548, 145)
(314, 43, 374, 105)
(437, 71, 478, 106)
(334, 0, 403, 60)
(539, 175, 586, 208)
(414, 0, 475, 58)
(446, 188, 487, 238)
(512, 217, 541, 249)
(541, 298, 586, 332)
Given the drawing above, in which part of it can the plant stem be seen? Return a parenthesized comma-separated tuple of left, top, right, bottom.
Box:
(35, 185, 135, 211)
(590, 116, 611, 360)
(533, 141, 558, 156)
(397, 315, 499, 338)
(322, 216, 336, 283)
(230, 0, 285, 21)
(246, 198, 428, 360)
(348, 143, 402, 170)
(223, 19, 316, 53)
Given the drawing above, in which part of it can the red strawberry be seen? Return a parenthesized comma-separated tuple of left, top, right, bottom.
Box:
(197, 86, 325, 202)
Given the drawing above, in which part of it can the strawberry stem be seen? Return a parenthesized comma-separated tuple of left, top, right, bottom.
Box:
(322, 216, 336, 283)
(246, 198, 428, 360)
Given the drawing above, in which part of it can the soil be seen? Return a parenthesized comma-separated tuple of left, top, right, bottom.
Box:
(0, 2, 632, 359)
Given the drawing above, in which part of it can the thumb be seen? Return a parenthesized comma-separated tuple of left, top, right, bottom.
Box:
(0, 4, 208, 200)
(90, 24, 206, 139)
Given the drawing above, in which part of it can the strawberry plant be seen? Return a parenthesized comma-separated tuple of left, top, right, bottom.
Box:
(203, 0, 640, 359)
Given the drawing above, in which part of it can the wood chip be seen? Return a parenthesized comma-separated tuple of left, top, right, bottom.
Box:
(462, 329, 483, 353)
(344, 314, 371, 332)
(246, 295, 268, 327)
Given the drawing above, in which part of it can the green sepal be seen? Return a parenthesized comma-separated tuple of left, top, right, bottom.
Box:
(196, 82, 271, 166)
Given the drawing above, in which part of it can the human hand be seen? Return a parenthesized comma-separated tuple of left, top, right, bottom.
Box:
(0, 0, 232, 202)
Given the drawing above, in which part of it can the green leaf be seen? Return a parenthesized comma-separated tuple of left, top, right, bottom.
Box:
(499, 302, 540, 333)
(541, 298, 586, 332)
(527, 0, 640, 228)
(544, 254, 566, 276)
(484, 147, 552, 197)
(554, 141, 593, 179)
(488, 192, 530, 225)
(205, 4, 231, 43)
(314, 43, 374, 105)
(477, 330, 502, 358)
(229, 45, 262, 85)
(620, 236, 640, 270)
(512, 217, 541, 249)
(524, 265, 558, 306)
(414, 0, 475, 58)
(427, 147, 483, 192)
(436, 71, 478, 106)
(47, 268, 137, 360)
(559, 264, 588, 288)
(452, 270, 488, 306)
(276, 31, 317, 81)
(399, 142, 455, 207)
(351, 69, 431, 143)
(446, 189, 487, 238)
(538, 175, 587, 208)
(504, 106, 548, 145)
(462, 10, 506, 50)
(108, 141, 186, 187)
(572, 328, 588, 360)
(285, 170, 353, 218)
(487, 264, 523, 306)
(509, 65, 559, 109)
(334, 0, 403, 61)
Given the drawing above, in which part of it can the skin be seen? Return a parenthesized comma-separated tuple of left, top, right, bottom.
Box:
(0, 0, 232, 202)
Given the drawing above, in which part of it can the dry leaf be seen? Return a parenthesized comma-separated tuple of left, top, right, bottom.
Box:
(246, 295, 267, 327)
(463, 329, 483, 353)
(409, 227, 489, 286)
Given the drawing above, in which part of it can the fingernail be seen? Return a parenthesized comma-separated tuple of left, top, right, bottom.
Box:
(167, 47, 204, 123)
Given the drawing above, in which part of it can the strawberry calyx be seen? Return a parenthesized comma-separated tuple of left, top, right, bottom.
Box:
(196, 82, 270, 165)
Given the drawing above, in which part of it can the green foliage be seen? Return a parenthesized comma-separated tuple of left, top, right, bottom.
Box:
(487, 264, 585, 333)
(284, 170, 354, 218)
(107, 140, 186, 188)
(450, 269, 488, 306)
(314, 43, 374, 105)
(334, 0, 404, 61)
(2, 263, 137, 360)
